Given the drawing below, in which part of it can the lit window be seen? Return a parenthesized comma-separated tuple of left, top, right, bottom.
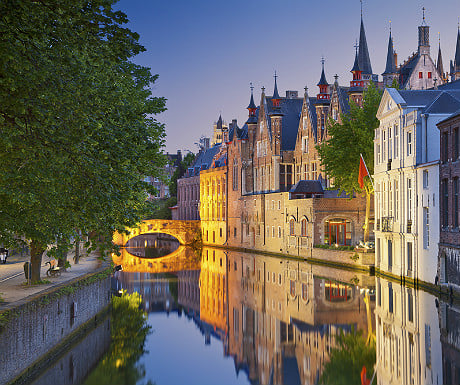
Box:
(419, 72, 423, 79)
(289, 219, 295, 236)
(427, 72, 432, 79)
(301, 218, 307, 237)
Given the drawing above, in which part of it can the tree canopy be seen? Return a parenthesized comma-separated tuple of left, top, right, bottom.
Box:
(0, 0, 166, 280)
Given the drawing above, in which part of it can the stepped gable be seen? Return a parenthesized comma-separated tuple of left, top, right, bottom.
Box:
(264, 95, 303, 151)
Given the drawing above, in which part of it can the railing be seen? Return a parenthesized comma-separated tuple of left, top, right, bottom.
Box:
(381, 217, 393, 232)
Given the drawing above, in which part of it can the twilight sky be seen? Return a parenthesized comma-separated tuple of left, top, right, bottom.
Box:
(115, 0, 460, 154)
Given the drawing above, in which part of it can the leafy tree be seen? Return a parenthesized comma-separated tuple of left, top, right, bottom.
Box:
(0, 0, 166, 281)
(320, 327, 376, 385)
(169, 152, 196, 197)
(83, 291, 154, 385)
(317, 83, 382, 241)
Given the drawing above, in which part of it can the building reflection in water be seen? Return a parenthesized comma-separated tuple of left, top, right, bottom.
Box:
(112, 240, 460, 385)
(125, 233, 180, 258)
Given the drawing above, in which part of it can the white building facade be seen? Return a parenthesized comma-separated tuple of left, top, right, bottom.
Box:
(375, 87, 460, 285)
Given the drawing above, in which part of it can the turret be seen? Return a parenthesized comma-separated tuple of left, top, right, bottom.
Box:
(453, 27, 460, 81)
(246, 83, 258, 149)
(315, 59, 330, 141)
(316, 59, 330, 102)
(269, 73, 283, 155)
(418, 8, 430, 56)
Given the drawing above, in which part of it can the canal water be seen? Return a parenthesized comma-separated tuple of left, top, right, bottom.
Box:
(24, 234, 460, 385)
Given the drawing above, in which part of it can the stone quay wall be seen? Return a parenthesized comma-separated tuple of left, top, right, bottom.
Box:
(0, 269, 111, 385)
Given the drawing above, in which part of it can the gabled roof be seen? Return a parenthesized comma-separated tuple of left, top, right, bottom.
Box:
(358, 17, 373, 74)
(424, 91, 460, 114)
(264, 96, 303, 151)
(397, 89, 442, 106)
(383, 33, 396, 75)
(399, 52, 419, 89)
(289, 180, 324, 194)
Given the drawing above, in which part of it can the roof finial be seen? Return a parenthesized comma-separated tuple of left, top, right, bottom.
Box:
(360, 0, 363, 18)
(250, 82, 254, 93)
(422, 7, 426, 25)
(389, 20, 392, 36)
(304, 85, 308, 92)
(354, 39, 359, 54)
(321, 56, 325, 69)
(261, 86, 265, 93)
(274, 70, 277, 82)
(334, 74, 339, 83)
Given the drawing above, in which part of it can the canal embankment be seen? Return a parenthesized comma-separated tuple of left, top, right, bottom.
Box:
(0, 260, 112, 385)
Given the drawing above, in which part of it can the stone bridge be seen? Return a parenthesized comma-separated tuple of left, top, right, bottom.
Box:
(113, 219, 201, 247)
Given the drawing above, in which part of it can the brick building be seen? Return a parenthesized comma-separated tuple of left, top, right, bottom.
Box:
(437, 109, 460, 287)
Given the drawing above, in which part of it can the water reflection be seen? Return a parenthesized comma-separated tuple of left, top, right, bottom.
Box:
(104, 245, 460, 384)
(125, 233, 180, 258)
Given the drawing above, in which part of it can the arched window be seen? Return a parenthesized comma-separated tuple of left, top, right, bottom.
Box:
(301, 218, 307, 237)
(289, 219, 295, 236)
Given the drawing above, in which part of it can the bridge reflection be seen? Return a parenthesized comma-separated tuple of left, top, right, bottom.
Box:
(112, 246, 201, 274)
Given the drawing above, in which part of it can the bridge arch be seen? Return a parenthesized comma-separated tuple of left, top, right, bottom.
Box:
(113, 219, 201, 247)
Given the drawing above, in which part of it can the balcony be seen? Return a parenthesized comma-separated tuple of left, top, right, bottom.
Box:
(381, 217, 393, 232)
(407, 220, 412, 233)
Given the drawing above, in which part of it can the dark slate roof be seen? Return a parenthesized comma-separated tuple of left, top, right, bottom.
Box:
(317, 66, 328, 86)
(264, 96, 303, 151)
(338, 86, 351, 115)
(383, 33, 396, 74)
(437, 107, 460, 125)
(216, 114, 223, 131)
(289, 180, 324, 194)
(437, 78, 460, 90)
(455, 29, 460, 67)
(240, 123, 249, 140)
(358, 17, 373, 74)
(398, 90, 442, 106)
(351, 49, 361, 72)
(189, 144, 221, 175)
(399, 53, 419, 88)
(424, 91, 460, 114)
(306, 97, 318, 141)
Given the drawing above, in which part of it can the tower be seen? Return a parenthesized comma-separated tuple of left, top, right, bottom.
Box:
(418, 7, 430, 56)
(382, 28, 399, 88)
(349, 42, 364, 105)
(211, 114, 228, 146)
(246, 83, 258, 150)
(315, 59, 330, 141)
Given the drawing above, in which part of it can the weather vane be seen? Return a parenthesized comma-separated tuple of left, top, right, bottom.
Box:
(250, 82, 254, 93)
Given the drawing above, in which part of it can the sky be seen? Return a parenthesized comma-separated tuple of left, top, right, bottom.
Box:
(115, 0, 460, 154)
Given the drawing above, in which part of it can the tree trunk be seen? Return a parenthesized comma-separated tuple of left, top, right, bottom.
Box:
(57, 250, 68, 270)
(74, 239, 80, 264)
(363, 189, 372, 243)
(30, 240, 45, 282)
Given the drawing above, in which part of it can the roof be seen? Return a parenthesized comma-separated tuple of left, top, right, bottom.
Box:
(399, 52, 419, 89)
(397, 89, 442, 106)
(358, 17, 373, 74)
(338, 86, 351, 115)
(351, 49, 361, 72)
(289, 180, 324, 194)
(437, 43, 444, 75)
(455, 29, 460, 67)
(383, 33, 396, 75)
(437, 107, 460, 125)
(273, 77, 280, 99)
(264, 96, 303, 151)
(424, 91, 460, 114)
(437, 78, 460, 90)
(317, 66, 328, 86)
(247, 90, 256, 109)
(188, 144, 221, 176)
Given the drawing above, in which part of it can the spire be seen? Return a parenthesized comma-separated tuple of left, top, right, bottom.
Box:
(437, 33, 444, 76)
(454, 27, 460, 68)
(358, 13, 373, 74)
(216, 114, 223, 130)
(272, 71, 280, 99)
(383, 30, 396, 74)
(351, 40, 361, 72)
(246, 83, 257, 124)
(317, 58, 328, 86)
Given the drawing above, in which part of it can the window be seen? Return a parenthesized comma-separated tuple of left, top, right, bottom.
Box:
(394, 180, 399, 221)
(455, 128, 459, 159)
(423, 207, 430, 249)
(324, 218, 352, 245)
(302, 283, 308, 301)
(423, 170, 429, 189)
(407, 290, 413, 322)
(289, 219, 295, 236)
(290, 280, 295, 296)
(442, 179, 449, 227)
(407, 242, 413, 272)
(389, 282, 393, 313)
(455, 177, 459, 228)
(442, 132, 449, 163)
(234, 227, 237, 237)
(407, 131, 413, 156)
(312, 163, 317, 179)
(302, 136, 308, 153)
(388, 239, 393, 269)
(272, 226, 275, 237)
(278, 226, 281, 238)
(407, 179, 412, 221)
(418, 71, 423, 78)
(301, 218, 307, 237)
(232, 163, 238, 190)
(425, 324, 431, 368)
(427, 71, 432, 79)
(394, 125, 399, 158)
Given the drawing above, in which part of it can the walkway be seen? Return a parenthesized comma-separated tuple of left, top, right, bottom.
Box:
(0, 249, 103, 308)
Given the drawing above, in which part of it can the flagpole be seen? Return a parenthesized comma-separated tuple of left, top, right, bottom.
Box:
(360, 153, 374, 191)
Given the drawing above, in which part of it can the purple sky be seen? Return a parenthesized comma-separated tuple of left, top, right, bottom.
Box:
(115, 0, 460, 153)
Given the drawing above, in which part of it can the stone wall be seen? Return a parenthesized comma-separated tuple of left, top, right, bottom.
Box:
(0, 272, 111, 385)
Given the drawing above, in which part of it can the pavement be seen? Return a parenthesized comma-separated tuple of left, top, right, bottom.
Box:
(0, 248, 104, 308)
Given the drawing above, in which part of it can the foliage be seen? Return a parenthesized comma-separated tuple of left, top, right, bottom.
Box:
(83, 290, 154, 385)
(144, 196, 177, 220)
(320, 327, 376, 385)
(314, 244, 355, 251)
(0, 0, 166, 280)
(317, 82, 382, 197)
(169, 152, 196, 197)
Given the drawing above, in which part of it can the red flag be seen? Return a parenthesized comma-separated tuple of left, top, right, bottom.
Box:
(358, 154, 369, 189)
(361, 366, 371, 385)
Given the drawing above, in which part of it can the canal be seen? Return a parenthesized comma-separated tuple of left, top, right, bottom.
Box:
(23, 233, 460, 385)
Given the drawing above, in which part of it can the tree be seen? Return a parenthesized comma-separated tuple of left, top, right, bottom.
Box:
(169, 152, 195, 197)
(319, 327, 376, 385)
(0, 0, 166, 281)
(317, 83, 382, 242)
